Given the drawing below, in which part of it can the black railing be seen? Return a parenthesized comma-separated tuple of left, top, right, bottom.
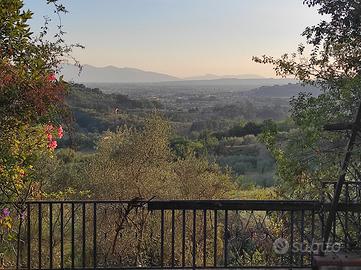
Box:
(1, 198, 361, 269)
(321, 181, 361, 251)
(148, 200, 323, 269)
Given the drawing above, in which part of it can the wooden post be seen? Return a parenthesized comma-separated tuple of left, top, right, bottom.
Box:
(322, 102, 361, 254)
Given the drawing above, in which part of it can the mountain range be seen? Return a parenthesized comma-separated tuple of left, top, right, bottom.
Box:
(62, 64, 179, 83)
(61, 64, 289, 84)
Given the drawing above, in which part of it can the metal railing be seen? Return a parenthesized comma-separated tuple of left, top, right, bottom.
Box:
(1, 198, 361, 269)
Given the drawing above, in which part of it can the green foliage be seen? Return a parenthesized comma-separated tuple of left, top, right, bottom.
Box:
(170, 137, 205, 158)
(68, 84, 162, 113)
(0, 0, 83, 264)
(254, 0, 361, 198)
(0, 0, 77, 204)
(86, 115, 235, 200)
(227, 121, 263, 137)
(217, 141, 276, 187)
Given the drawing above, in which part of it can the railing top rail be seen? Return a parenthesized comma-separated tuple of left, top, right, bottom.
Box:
(0, 199, 148, 205)
(148, 199, 322, 211)
(2, 199, 361, 211)
(148, 200, 361, 211)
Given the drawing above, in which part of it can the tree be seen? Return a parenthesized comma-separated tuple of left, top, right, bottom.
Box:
(87, 114, 234, 200)
(254, 0, 361, 198)
(0, 0, 80, 265)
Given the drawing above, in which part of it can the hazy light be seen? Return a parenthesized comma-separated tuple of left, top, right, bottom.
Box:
(25, 0, 322, 78)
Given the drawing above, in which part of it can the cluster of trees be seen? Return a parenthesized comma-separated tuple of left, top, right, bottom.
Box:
(254, 0, 361, 199)
(68, 84, 162, 113)
(32, 115, 235, 201)
(212, 102, 288, 121)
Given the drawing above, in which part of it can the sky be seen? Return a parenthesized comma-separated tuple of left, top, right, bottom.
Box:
(24, 0, 323, 78)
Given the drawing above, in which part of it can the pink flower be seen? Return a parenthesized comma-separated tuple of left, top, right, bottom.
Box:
(57, 126, 63, 139)
(47, 133, 53, 141)
(48, 73, 56, 81)
(48, 140, 57, 150)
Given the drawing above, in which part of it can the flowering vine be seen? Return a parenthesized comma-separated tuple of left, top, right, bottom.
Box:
(45, 124, 64, 150)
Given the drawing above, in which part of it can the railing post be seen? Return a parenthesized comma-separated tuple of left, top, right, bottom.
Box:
(71, 203, 75, 269)
(171, 209, 175, 268)
(60, 202, 64, 269)
(203, 209, 207, 268)
(213, 209, 217, 268)
(182, 209, 186, 268)
(93, 202, 97, 270)
(290, 210, 294, 267)
(160, 209, 164, 268)
(82, 202, 86, 269)
(224, 210, 228, 267)
(38, 203, 42, 270)
(49, 203, 53, 270)
(192, 209, 196, 269)
(27, 203, 31, 270)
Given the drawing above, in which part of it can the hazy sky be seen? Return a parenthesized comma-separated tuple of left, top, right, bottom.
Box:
(24, 0, 322, 78)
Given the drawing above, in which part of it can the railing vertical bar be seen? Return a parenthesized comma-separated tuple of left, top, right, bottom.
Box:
(359, 183, 361, 246)
(333, 183, 336, 242)
(38, 203, 42, 270)
(359, 201, 361, 246)
(160, 209, 164, 268)
(320, 210, 324, 239)
(281, 210, 285, 265)
(182, 209, 186, 268)
(71, 203, 75, 269)
(102, 206, 110, 266)
(149, 209, 154, 266)
(171, 209, 175, 268)
(333, 212, 336, 242)
(49, 203, 53, 270)
(192, 209, 196, 269)
(345, 182, 349, 248)
(93, 202, 97, 269)
(301, 209, 305, 266)
(82, 202, 86, 269)
(311, 209, 315, 260)
(358, 183, 361, 248)
(60, 202, 64, 269)
(290, 210, 294, 267)
(213, 209, 218, 267)
(27, 203, 31, 270)
(224, 210, 228, 267)
(203, 209, 207, 267)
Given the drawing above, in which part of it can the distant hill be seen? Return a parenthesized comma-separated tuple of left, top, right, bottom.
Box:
(86, 78, 299, 95)
(184, 73, 265, 80)
(65, 84, 162, 134)
(244, 83, 321, 98)
(61, 64, 295, 86)
(152, 78, 296, 87)
(62, 64, 180, 83)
